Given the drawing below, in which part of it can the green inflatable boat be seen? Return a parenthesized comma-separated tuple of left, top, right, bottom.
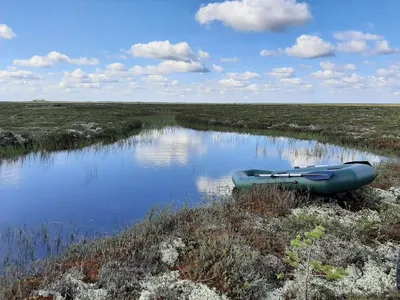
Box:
(232, 161, 377, 196)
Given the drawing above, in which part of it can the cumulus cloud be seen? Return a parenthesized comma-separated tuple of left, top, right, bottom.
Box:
(280, 77, 302, 85)
(212, 64, 224, 72)
(13, 56, 54, 68)
(312, 70, 344, 79)
(269, 67, 295, 78)
(374, 40, 400, 55)
(0, 69, 42, 80)
(195, 0, 312, 32)
(319, 61, 357, 72)
(337, 40, 368, 53)
(313, 62, 366, 88)
(260, 49, 281, 57)
(375, 64, 400, 78)
(219, 78, 246, 88)
(334, 31, 399, 55)
(226, 71, 260, 81)
(106, 63, 127, 71)
(129, 40, 198, 62)
(285, 35, 335, 59)
(141, 75, 178, 87)
(198, 50, 211, 59)
(0, 24, 16, 39)
(143, 75, 168, 82)
(13, 51, 99, 68)
(220, 56, 239, 62)
(333, 31, 383, 41)
(131, 60, 210, 75)
(364, 60, 376, 65)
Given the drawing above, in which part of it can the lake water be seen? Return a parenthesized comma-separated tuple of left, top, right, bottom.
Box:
(0, 126, 386, 234)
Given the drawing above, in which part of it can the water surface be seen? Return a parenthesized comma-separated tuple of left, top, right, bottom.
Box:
(0, 126, 385, 233)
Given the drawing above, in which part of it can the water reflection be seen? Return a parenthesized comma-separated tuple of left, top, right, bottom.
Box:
(133, 127, 208, 167)
(196, 174, 235, 197)
(0, 126, 387, 232)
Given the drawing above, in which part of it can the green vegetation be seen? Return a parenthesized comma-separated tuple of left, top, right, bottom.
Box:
(1, 102, 399, 158)
(1, 101, 399, 299)
(283, 225, 349, 300)
(1, 185, 399, 299)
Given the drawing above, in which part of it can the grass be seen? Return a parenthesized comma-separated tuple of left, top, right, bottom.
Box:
(0, 102, 399, 158)
(1, 101, 399, 299)
(1, 179, 399, 299)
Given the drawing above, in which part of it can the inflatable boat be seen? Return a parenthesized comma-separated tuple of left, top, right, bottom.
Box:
(232, 161, 377, 196)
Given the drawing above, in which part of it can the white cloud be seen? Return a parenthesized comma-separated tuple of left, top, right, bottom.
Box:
(88, 73, 118, 83)
(280, 77, 302, 85)
(220, 56, 239, 62)
(212, 64, 224, 72)
(285, 35, 335, 59)
(106, 63, 127, 71)
(0, 69, 42, 80)
(374, 40, 400, 55)
(260, 49, 280, 57)
(0, 24, 16, 39)
(226, 71, 260, 81)
(129, 40, 198, 62)
(333, 31, 383, 41)
(364, 60, 376, 65)
(375, 64, 400, 78)
(198, 50, 211, 59)
(269, 67, 294, 78)
(337, 40, 368, 53)
(344, 64, 357, 71)
(13, 56, 53, 68)
(131, 60, 209, 75)
(13, 51, 99, 68)
(195, 0, 312, 32)
(342, 73, 363, 84)
(219, 78, 246, 88)
(321, 73, 365, 90)
(311, 61, 357, 79)
(312, 70, 344, 79)
(142, 75, 168, 83)
(393, 91, 400, 96)
(319, 61, 357, 72)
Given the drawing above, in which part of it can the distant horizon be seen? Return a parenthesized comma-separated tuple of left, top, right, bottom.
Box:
(1, 0, 400, 103)
(3, 100, 399, 106)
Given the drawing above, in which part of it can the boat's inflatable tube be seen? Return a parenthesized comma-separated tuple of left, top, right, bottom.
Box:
(232, 161, 377, 196)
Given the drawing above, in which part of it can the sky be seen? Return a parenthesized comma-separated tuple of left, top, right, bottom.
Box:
(1, 0, 400, 103)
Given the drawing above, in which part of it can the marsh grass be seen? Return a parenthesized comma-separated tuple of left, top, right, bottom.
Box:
(3, 182, 399, 299)
(1, 102, 399, 158)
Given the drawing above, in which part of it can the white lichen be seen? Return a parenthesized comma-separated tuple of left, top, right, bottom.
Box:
(34, 272, 108, 300)
(138, 270, 230, 300)
(159, 237, 186, 267)
(292, 203, 381, 228)
(373, 187, 400, 203)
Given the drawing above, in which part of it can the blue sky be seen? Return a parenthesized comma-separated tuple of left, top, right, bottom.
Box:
(1, 0, 400, 103)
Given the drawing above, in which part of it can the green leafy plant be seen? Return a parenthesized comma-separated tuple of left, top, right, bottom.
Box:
(281, 225, 348, 299)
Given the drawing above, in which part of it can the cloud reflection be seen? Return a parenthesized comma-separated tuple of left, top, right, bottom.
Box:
(133, 127, 208, 167)
(0, 159, 22, 186)
(196, 174, 235, 196)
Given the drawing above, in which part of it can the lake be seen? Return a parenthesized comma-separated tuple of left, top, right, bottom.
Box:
(0, 126, 386, 234)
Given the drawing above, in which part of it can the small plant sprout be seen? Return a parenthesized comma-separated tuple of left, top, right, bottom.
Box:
(281, 225, 348, 300)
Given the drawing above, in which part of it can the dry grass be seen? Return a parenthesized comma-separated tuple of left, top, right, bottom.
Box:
(1, 102, 399, 157)
(1, 171, 399, 299)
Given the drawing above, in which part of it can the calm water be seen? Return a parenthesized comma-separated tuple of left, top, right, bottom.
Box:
(0, 126, 386, 233)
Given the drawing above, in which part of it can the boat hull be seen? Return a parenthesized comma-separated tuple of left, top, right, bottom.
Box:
(232, 162, 377, 196)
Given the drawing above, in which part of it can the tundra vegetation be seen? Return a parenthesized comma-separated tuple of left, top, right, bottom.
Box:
(0, 101, 399, 299)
